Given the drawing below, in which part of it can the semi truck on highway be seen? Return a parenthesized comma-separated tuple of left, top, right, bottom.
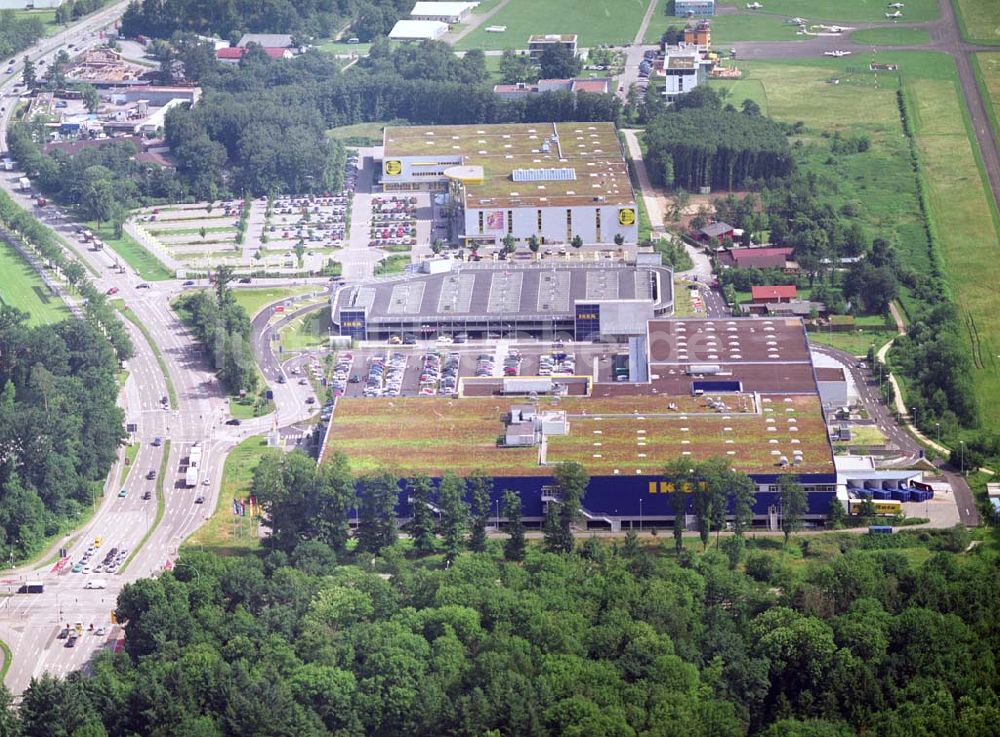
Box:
(185, 465, 199, 487)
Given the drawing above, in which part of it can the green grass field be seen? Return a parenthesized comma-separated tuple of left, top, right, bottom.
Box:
(279, 306, 332, 351)
(230, 286, 317, 319)
(326, 120, 400, 145)
(0, 240, 70, 325)
(455, 0, 650, 51)
(374, 254, 411, 275)
(699, 13, 805, 44)
(975, 53, 1000, 145)
(851, 27, 932, 46)
(954, 0, 1000, 44)
(808, 328, 898, 356)
(716, 0, 939, 22)
(12, 8, 60, 36)
(906, 75, 1000, 430)
(88, 222, 173, 281)
(183, 437, 268, 555)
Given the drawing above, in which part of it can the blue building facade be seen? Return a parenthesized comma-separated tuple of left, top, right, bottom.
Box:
(359, 471, 838, 528)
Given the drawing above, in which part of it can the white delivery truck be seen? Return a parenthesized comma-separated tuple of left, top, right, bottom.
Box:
(84, 579, 107, 590)
(17, 176, 31, 191)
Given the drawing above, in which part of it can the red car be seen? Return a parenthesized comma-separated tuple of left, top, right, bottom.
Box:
(105, 287, 119, 296)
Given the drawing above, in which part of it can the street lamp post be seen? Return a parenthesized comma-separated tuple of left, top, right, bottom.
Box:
(639, 498, 643, 532)
(911, 406, 917, 428)
(959, 440, 965, 476)
(935, 422, 940, 443)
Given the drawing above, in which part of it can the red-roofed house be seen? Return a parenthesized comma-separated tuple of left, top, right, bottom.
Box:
(751, 285, 797, 303)
(719, 247, 797, 272)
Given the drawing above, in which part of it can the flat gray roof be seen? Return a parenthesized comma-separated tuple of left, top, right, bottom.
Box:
(335, 263, 670, 324)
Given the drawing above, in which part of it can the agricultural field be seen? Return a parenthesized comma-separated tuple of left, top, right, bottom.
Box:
(954, 0, 1000, 44)
(326, 393, 832, 477)
(850, 27, 931, 45)
(715, 0, 939, 22)
(0, 240, 70, 325)
(454, 0, 649, 51)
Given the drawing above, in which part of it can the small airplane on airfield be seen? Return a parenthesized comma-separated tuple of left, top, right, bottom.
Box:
(787, 16, 807, 24)
(823, 50, 853, 57)
(885, 9, 903, 18)
(887, 2, 905, 8)
(746, 2, 763, 9)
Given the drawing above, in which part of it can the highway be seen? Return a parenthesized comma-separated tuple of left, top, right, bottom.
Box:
(0, 5, 328, 691)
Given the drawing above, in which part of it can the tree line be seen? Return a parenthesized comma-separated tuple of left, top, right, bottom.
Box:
(0, 10, 46, 62)
(2, 509, 997, 735)
(174, 267, 257, 394)
(0, 305, 126, 559)
(248, 450, 819, 567)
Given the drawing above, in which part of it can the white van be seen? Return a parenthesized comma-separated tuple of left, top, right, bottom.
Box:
(84, 579, 107, 590)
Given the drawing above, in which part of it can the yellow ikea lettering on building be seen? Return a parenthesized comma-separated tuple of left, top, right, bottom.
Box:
(647, 481, 707, 493)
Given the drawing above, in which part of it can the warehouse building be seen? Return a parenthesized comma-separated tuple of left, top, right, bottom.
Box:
(410, 1, 478, 23)
(321, 317, 851, 530)
(380, 122, 639, 246)
(332, 260, 673, 341)
(388, 19, 450, 40)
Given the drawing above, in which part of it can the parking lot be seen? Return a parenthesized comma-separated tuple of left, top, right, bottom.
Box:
(321, 342, 624, 399)
(128, 150, 360, 273)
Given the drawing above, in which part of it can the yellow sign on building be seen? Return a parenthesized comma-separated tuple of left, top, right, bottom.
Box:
(618, 208, 636, 226)
(384, 160, 402, 176)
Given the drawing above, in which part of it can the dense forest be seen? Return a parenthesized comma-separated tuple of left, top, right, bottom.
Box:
(644, 93, 793, 191)
(0, 306, 126, 557)
(174, 269, 257, 394)
(5, 519, 997, 736)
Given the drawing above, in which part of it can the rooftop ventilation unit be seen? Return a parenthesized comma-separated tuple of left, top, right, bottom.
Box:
(511, 167, 576, 182)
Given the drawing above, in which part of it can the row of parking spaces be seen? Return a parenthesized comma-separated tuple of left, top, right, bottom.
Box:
(329, 351, 354, 398)
(369, 196, 417, 249)
(335, 346, 606, 398)
(363, 352, 408, 397)
(539, 351, 576, 376)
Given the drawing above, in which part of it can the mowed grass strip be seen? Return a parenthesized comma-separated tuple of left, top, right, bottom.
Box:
(974, 53, 1000, 144)
(907, 77, 1000, 428)
(954, 0, 1000, 44)
(715, 0, 939, 22)
(455, 0, 649, 51)
(0, 240, 70, 325)
(851, 27, 931, 46)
